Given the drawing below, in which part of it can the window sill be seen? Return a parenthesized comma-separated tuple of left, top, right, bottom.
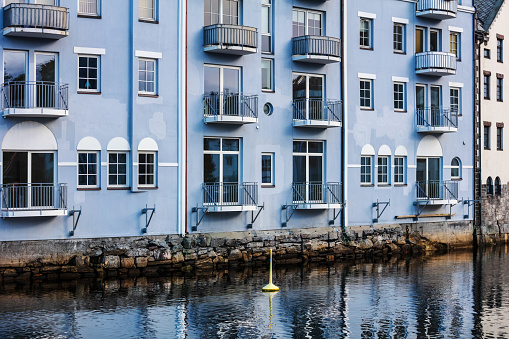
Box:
(360, 46, 373, 51)
(78, 91, 101, 95)
(262, 184, 275, 188)
(139, 19, 159, 24)
(361, 184, 374, 187)
(261, 51, 274, 55)
(262, 90, 275, 93)
(138, 93, 159, 98)
(77, 187, 101, 191)
(498, 61, 504, 63)
(484, 147, 491, 150)
(395, 110, 407, 113)
(138, 186, 158, 190)
(360, 108, 374, 111)
(451, 178, 462, 181)
(497, 148, 504, 151)
(498, 100, 504, 102)
(107, 187, 131, 190)
(393, 50, 406, 55)
(378, 184, 391, 187)
(394, 184, 407, 187)
(78, 14, 101, 19)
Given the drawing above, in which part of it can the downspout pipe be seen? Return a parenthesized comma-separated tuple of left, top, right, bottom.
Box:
(129, 0, 134, 193)
(177, 0, 187, 236)
(340, 0, 347, 234)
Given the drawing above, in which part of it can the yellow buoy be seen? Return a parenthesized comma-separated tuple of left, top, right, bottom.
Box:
(262, 249, 279, 292)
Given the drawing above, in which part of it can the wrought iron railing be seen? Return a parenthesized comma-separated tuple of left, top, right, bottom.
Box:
(292, 35, 341, 59)
(3, 3, 69, 31)
(203, 92, 258, 119)
(1, 81, 68, 111)
(203, 182, 258, 207)
(203, 24, 257, 50)
(293, 98, 342, 124)
(416, 180, 458, 201)
(415, 52, 457, 72)
(292, 182, 342, 205)
(416, 107, 458, 129)
(1, 183, 67, 212)
(416, 0, 458, 15)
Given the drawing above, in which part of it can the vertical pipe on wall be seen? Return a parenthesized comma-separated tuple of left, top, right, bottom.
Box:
(129, 0, 134, 193)
(341, 0, 348, 228)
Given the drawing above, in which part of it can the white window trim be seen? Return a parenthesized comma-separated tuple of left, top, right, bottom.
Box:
(261, 58, 274, 92)
(138, 151, 157, 188)
(77, 0, 100, 17)
(77, 151, 100, 189)
(107, 151, 129, 188)
(392, 76, 409, 83)
(377, 155, 390, 185)
(394, 82, 406, 112)
(135, 50, 162, 59)
(293, 8, 324, 36)
(73, 47, 106, 55)
(392, 17, 408, 24)
(360, 79, 373, 109)
(451, 158, 461, 180)
(359, 17, 372, 48)
(358, 11, 376, 19)
(138, 58, 157, 95)
(393, 22, 405, 53)
(139, 0, 157, 21)
(358, 73, 376, 79)
(448, 26, 463, 33)
(394, 156, 406, 185)
(77, 54, 100, 93)
(360, 155, 373, 185)
(261, 152, 275, 187)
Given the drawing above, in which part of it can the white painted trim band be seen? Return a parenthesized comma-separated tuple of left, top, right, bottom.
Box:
(358, 11, 376, 19)
(458, 5, 475, 13)
(135, 50, 163, 59)
(408, 165, 417, 169)
(74, 47, 106, 55)
(392, 76, 409, 83)
(348, 164, 361, 168)
(358, 73, 376, 80)
(160, 162, 178, 167)
(448, 26, 463, 33)
(58, 162, 77, 167)
(449, 82, 464, 88)
(392, 17, 409, 24)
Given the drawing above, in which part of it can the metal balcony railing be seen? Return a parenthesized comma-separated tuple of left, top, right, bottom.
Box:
(1, 81, 69, 111)
(293, 98, 342, 124)
(415, 52, 457, 73)
(203, 24, 257, 50)
(3, 3, 69, 32)
(416, 0, 458, 16)
(203, 182, 258, 207)
(292, 182, 342, 205)
(416, 107, 458, 130)
(416, 180, 458, 201)
(1, 183, 67, 212)
(292, 35, 341, 59)
(203, 92, 258, 119)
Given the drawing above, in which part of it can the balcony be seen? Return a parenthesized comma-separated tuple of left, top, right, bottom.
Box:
(202, 182, 258, 212)
(293, 98, 342, 128)
(416, 107, 458, 133)
(3, 3, 69, 39)
(203, 24, 257, 55)
(416, 180, 458, 205)
(292, 35, 341, 64)
(292, 182, 342, 210)
(1, 183, 68, 217)
(416, 0, 458, 20)
(1, 81, 69, 118)
(203, 92, 258, 124)
(415, 52, 456, 76)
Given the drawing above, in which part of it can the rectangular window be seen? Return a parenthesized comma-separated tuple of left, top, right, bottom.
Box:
(360, 79, 372, 109)
(450, 32, 460, 59)
(262, 0, 272, 53)
(484, 125, 491, 150)
(292, 9, 322, 38)
(360, 18, 372, 48)
(138, 152, 156, 188)
(497, 127, 503, 150)
(292, 140, 324, 203)
(138, 58, 156, 95)
(78, 152, 99, 188)
(361, 156, 372, 185)
(139, 0, 155, 21)
(78, 55, 99, 92)
(497, 77, 503, 101)
(450, 87, 460, 116)
(485, 49, 491, 59)
(78, 0, 99, 16)
(393, 23, 404, 53)
(430, 29, 440, 52)
(261, 153, 274, 186)
(204, 0, 238, 25)
(377, 156, 389, 184)
(394, 156, 405, 184)
(394, 82, 405, 111)
(261, 58, 273, 91)
(484, 74, 491, 99)
(415, 27, 425, 53)
(108, 152, 128, 187)
(497, 38, 503, 62)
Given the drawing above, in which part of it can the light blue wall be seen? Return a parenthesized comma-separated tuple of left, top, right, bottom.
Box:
(345, 0, 475, 226)
(0, 0, 181, 240)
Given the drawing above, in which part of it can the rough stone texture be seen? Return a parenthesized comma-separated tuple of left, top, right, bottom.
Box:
(121, 258, 135, 269)
(481, 183, 509, 244)
(102, 256, 120, 269)
(135, 257, 148, 268)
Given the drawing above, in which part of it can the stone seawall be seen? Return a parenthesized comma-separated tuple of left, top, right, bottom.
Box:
(0, 226, 452, 284)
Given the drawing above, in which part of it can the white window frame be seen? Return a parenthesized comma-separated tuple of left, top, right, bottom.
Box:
(394, 156, 406, 185)
(138, 151, 157, 188)
(377, 156, 389, 185)
(204, 0, 239, 26)
(203, 137, 241, 184)
(78, 54, 100, 93)
(261, 152, 274, 187)
(451, 157, 461, 180)
(450, 31, 460, 60)
(360, 18, 372, 48)
(139, 0, 156, 21)
(292, 8, 323, 37)
(361, 155, 373, 185)
(394, 82, 406, 111)
(77, 151, 100, 189)
(450, 87, 460, 116)
(78, 0, 100, 17)
(261, 0, 272, 53)
(107, 151, 129, 188)
(261, 58, 273, 91)
(138, 58, 157, 95)
(393, 23, 405, 53)
(360, 79, 373, 109)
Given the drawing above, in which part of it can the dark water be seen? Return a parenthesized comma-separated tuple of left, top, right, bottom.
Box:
(1, 247, 509, 338)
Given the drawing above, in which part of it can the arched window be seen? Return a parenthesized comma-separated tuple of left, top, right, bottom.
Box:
(107, 137, 131, 188)
(138, 138, 158, 188)
(495, 177, 502, 195)
(451, 157, 461, 179)
(487, 177, 494, 195)
(360, 144, 375, 185)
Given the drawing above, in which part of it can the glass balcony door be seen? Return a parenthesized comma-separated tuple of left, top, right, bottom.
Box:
(430, 86, 441, 126)
(35, 53, 56, 108)
(416, 157, 441, 199)
(204, 0, 239, 26)
(3, 50, 27, 109)
(293, 73, 324, 120)
(204, 65, 240, 117)
(293, 140, 323, 203)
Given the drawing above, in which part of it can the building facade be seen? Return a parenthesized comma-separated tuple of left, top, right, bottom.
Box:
(0, 0, 186, 240)
(344, 0, 475, 241)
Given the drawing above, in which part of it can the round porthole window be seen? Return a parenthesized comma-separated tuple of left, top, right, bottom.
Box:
(263, 102, 273, 116)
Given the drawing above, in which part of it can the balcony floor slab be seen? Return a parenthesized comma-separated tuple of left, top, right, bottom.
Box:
(416, 68, 456, 76)
(3, 27, 68, 39)
(292, 54, 340, 64)
(293, 120, 342, 128)
(416, 11, 457, 20)
(415, 199, 458, 206)
(2, 108, 68, 118)
(204, 45, 257, 55)
(417, 127, 458, 133)
(294, 203, 343, 210)
(2, 209, 67, 218)
(204, 205, 258, 212)
(204, 116, 257, 124)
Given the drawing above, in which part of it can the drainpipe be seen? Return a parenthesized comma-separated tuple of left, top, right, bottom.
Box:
(128, 0, 134, 193)
(177, 0, 188, 236)
(340, 0, 348, 231)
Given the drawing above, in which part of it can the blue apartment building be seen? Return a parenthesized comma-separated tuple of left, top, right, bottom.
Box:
(0, 0, 476, 242)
